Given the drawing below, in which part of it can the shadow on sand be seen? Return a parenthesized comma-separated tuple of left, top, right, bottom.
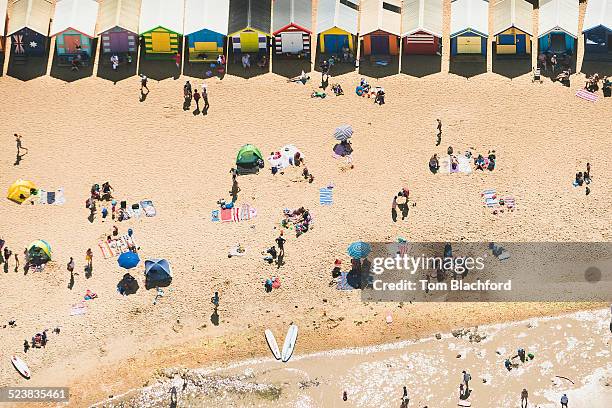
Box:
(49, 40, 98, 82)
(227, 49, 270, 79)
(358, 56, 399, 79)
(401, 54, 442, 77)
(314, 49, 355, 77)
(449, 55, 487, 78)
(138, 47, 181, 81)
(492, 52, 532, 79)
(96, 48, 138, 83)
(580, 60, 612, 76)
(272, 56, 312, 78)
(6, 41, 51, 81)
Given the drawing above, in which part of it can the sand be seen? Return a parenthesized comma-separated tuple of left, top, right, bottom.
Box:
(0, 1, 610, 407)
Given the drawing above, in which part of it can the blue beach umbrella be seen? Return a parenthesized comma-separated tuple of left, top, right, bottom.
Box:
(347, 242, 371, 259)
(118, 252, 140, 269)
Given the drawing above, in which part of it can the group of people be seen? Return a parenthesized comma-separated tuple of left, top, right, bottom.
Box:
(281, 207, 312, 237)
(355, 78, 386, 105)
(240, 53, 267, 70)
(0, 238, 20, 274)
(584, 73, 611, 96)
(183, 80, 210, 114)
(574, 162, 592, 195)
(391, 188, 411, 222)
(474, 151, 496, 171)
(86, 182, 114, 222)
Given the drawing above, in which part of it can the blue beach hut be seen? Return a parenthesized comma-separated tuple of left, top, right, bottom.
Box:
(184, 0, 229, 62)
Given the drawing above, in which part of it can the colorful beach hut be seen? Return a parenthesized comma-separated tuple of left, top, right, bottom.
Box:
(49, 0, 99, 58)
(492, 0, 532, 55)
(450, 0, 489, 56)
(537, 0, 578, 55)
(359, 0, 402, 56)
(96, 0, 141, 55)
(0, 0, 8, 53)
(316, 0, 360, 54)
(184, 0, 229, 62)
(139, 0, 184, 57)
(582, 0, 612, 60)
(6, 0, 53, 57)
(401, 0, 443, 55)
(228, 0, 272, 54)
(272, 0, 312, 56)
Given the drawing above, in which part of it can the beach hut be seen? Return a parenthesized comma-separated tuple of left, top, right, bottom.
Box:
(401, 0, 442, 55)
(96, 0, 141, 55)
(0, 0, 7, 53)
(6, 0, 53, 57)
(359, 0, 401, 56)
(582, 0, 612, 60)
(492, 0, 532, 55)
(49, 0, 99, 59)
(316, 0, 360, 54)
(184, 0, 229, 62)
(272, 0, 312, 56)
(450, 0, 489, 56)
(139, 0, 184, 57)
(228, 0, 272, 54)
(537, 0, 578, 55)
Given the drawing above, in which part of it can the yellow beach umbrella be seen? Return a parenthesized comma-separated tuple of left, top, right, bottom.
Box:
(7, 180, 36, 204)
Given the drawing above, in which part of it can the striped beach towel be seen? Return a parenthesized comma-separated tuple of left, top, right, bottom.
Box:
(220, 204, 257, 223)
(39, 188, 66, 205)
(319, 188, 333, 205)
(482, 189, 498, 207)
(504, 196, 516, 209)
(576, 89, 598, 102)
(98, 235, 137, 259)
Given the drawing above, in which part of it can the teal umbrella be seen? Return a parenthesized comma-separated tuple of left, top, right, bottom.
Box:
(347, 242, 371, 259)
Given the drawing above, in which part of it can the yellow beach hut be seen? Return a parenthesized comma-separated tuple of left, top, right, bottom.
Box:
(228, 0, 272, 55)
(138, 0, 184, 58)
(316, 0, 360, 55)
(492, 0, 533, 55)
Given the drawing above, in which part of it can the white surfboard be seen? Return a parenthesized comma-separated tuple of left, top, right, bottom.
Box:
(457, 401, 471, 407)
(281, 324, 298, 362)
(265, 329, 281, 360)
(11, 355, 30, 379)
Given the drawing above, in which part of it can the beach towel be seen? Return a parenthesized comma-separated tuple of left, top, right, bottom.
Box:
(98, 235, 137, 259)
(482, 189, 498, 208)
(337, 272, 359, 290)
(220, 204, 257, 222)
(140, 200, 156, 217)
(319, 188, 333, 205)
(211, 210, 220, 222)
(38, 188, 66, 205)
(70, 302, 87, 316)
(576, 89, 598, 102)
(504, 196, 516, 209)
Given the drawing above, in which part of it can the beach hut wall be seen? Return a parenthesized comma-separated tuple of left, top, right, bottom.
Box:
(401, 0, 443, 55)
(228, 0, 271, 53)
(6, 0, 53, 56)
(272, 0, 312, 55)
(139, 0, 184, 55)
(97, 0, 141, 54)
(316, 0, 360, 54)
(359, 0, 401, 56)
(582, 0, 612, 59)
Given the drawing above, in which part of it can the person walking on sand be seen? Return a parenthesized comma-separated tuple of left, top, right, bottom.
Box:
(85, 249, 93, 272)
(140, 75, 149, 93)
(462, 370, 471, 390)
(67, 257, 75, 290)
(392, 196, 398, 222)
(15, 133, 28, 154)
(401, 386, 409, 407)
(436, 119, 442, 146)
(14, 253, 19, 273)
(211, 291, 219, 308)
(201, 84, 210, 114)
(193, 89, 201, 111)
(560, 393, 568, 408)
(521, 388, 529, 408)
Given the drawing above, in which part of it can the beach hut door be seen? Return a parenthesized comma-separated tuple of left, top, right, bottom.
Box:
(64, 35, 81, 53)
(110, 32, 129, 53)
(151, 32, 171, 52)
(516, 34, 526, 54)
(281, 32, 303, 53)
(550, 33, 565, 52)
(371, 35, 389, 54)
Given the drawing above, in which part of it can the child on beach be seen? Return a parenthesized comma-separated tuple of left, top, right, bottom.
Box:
(85, 249, 93, 272)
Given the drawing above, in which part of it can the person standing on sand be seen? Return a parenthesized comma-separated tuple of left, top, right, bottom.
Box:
(436, 119, 442, 146)
(560, 393, 568, 407)
(392, 196, 398, 222)
(174, 52, 181, 69)
(85, 249, 93, 272)
(67, 257, 75, 290)
(201, 84, 210, 114)
(193, 89, 201, 111)
(401, 386, 409, 407)
(276, 231, 286, 258)
(521, 388, 529, 408)
(14, 253, 19, 273)
(140, 75, 149, 93)
(462, 370, 471, 390)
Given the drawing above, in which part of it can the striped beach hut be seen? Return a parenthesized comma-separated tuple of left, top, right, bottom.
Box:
(228, 0, 272, 54)
(401, 0, 443, 55)
(97, 0, 141, 55)
(6, 0, 53, 57)
(0, 0, 8, 53)
(139, 0, 184, 57)
(492, 0, 532, 55)
(359, 0, 402, 56)
(450, 0, 489, 56)
(50, 0, 99, 58)
(582, 0, 612, 60)
(184, 0, 229, 62)
(538, 0, 578, 55)
(273, 0, 312, 56)
(316, 0, 360, 54)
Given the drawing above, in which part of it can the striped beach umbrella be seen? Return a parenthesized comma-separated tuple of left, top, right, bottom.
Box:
(334, 125, 353, 141)
(347, 241, 371, 259)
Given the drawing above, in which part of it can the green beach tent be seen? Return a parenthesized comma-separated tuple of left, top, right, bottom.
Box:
(28, 240, 52, 263)
(236, 144, 263, 167)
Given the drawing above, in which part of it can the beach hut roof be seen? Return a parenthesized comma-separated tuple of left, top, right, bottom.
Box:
(316, 0, 360, 35)
(7, 0, 53, 36)
(450, 0, 489, 38)
(228, 0, 272, 36)
(492, 0, 532, 36)
(538, 0, 579, 38)
(359, 0, 402, 36)
(582, 0, 612, 33)
(273, 0, 312, 35)
(0, 0, 7, 35)
(401, 0, 443, 38)
(184, 0, 229, 36)
(139, 0, 184, 35)
(97, 0, 142, 35)
(50, 0, 99, 37)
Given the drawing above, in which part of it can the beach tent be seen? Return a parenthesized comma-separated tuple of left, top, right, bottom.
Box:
(28, 240, 52, 262)
(492, 0, 532, 55)
(236, 144, 263, 167)
(139, 0, 184, 57)
(582, 0, 612, 60)
(450, 0, 489, 56)
(50, 0, 99, 57)
(359, 0, 401, 56)
(144, 258, 172, 286)
(184, 0, 229, 62)
(7, 179, 36, 204)
(6, 0, 53, 57)
(401, 0, 443, 55)
(228, 0, 272, 54)
(316, 0, 360, 54)
(538, 0, 578, 55)
(0, 0, 7, 53)
(97, 0, 141, 55)
(272, 0, 312, 56)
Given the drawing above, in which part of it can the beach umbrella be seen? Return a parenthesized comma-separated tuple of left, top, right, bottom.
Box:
(28, 240, 52, 262)
(347, 242, 371, 259)
(118, 252, 140, 269)
(7, 180, 37, 204)
(334, 125, 353, 141)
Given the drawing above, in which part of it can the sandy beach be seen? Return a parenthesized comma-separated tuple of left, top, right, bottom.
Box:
(0, 1, 611, 407)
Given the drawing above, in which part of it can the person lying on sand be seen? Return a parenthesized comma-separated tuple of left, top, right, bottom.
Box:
(429, 154, 440, 173)
(288, 71, 310, 85)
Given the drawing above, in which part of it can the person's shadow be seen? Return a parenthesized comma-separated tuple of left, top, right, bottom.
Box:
(320, 76, 329, 90)
(211, 307, 219, 326)
(85, 265, 92, 279)
(68, 272, 74, 290)
(460, 388, 472, 400)
(183, 97, 192, 111)
(3, 263, 8, 274)
(192, 107, 200, 116)
(169, 386, 177, 408)
(276, 252, 285, 269)
(139, 90, 149, 102)
(14, 150, 27, 166)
